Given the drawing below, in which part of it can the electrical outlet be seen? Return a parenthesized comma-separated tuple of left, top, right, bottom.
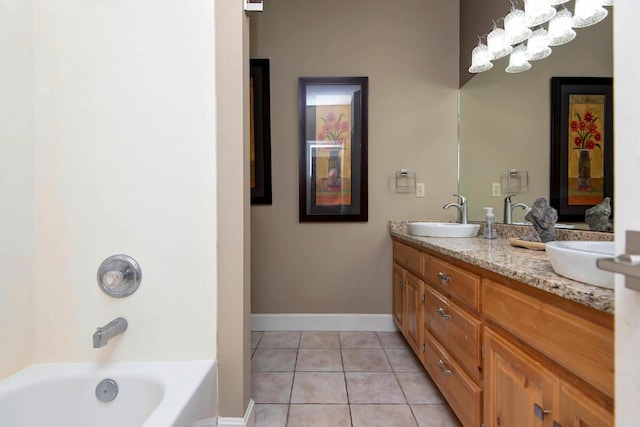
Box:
(492, 182, 501, 197)
(416, 183, 425, 198)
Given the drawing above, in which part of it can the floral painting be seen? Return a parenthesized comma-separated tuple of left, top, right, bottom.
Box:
(567, 94, 606, 206)
(314, 104, 352, 207)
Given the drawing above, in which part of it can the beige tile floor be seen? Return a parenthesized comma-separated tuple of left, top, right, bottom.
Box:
(251, 331, 462, 427)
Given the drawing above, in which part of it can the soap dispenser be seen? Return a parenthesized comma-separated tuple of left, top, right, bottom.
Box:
(483, 207, 497, 239)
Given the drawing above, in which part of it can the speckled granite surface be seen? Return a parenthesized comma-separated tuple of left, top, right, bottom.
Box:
(389, 221, 614, 314)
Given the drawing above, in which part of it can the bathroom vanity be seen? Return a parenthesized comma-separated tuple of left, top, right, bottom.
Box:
(390, 221, 614, 427)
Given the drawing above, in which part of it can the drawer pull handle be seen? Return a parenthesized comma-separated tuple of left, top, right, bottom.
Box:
(533, 403, 551, 421)
(437, 360, 452, 376)
(402, 280, 408, 289)
(437, 272, 451, 283)
(437, 308, 451, 320)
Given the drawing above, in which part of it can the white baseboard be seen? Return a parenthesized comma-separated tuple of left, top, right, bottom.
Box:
(251, 313, 398, 332)
(216, 399, 255, 427)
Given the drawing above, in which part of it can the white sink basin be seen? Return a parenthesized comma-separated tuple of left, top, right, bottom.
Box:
(407, 222, 480, 238)
(545, 241, 615, 289)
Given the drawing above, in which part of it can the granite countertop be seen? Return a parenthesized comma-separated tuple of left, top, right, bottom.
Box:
(389, 221, 614, 314)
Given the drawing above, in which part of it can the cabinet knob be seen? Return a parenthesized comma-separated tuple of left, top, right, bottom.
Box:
(437, 271, 451, 283)
(533, 403, 551, 421)
(437, 359, 452, 376)
(437, 308, 452, 320)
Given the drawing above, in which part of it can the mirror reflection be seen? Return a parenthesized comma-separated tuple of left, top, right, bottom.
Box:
(458, 8, 613, 230)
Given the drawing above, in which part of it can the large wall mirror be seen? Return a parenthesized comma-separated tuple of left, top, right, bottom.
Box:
(458, 6, 613, 230)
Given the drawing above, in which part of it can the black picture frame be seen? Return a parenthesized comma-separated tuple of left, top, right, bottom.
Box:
(298, 77, 368, 222)
(250, 58, 272, 205)
(550, 77, 613, 222)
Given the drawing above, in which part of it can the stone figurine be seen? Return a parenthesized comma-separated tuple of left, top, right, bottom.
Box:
(522, 197, 558, 243)
(585, 197, 613, 232)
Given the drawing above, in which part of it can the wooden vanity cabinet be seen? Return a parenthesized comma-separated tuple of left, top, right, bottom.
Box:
(391, 237, 614, 427)
(392, 242, 424, 357)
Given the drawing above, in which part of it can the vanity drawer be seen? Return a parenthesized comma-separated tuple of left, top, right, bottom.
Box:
(424, 285, 482, 382)
(483, 279, 614, 398)
(423, 330, 482, 427)
(393, 240, 422, 276)
(424, 255, 480, 311)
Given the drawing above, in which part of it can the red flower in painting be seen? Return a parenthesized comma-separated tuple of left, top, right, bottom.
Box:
(571, 111, 601, 151)
(318, 110, 351, 143)
(584, 111, 594, 122)
(570, 121, 579, 132)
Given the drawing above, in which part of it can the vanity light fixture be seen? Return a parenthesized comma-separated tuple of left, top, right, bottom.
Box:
(548, 7, 576, 46)
(469, 36, 494, 73)
(470, 0, 611, 74)
(488, 20, 513, 60)
(504, 2, 533, 45)
(524, 0, 556, 28)
(505, 43, 532, 73)
(572, 0, 608, 28)
(525, 26, 552, 61)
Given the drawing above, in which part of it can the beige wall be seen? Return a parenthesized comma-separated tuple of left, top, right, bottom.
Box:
(0, 0, 33, 379)
(250, 0, 460, 314)
(216, 0, 252, 419)
(31, 0, 217, 363)
(459, 15, 613, 222)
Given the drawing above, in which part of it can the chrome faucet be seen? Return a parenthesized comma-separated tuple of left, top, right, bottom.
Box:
(93, 317, 128, 348)
(443, 194, 468, 224)
(503, 194, 529, 224)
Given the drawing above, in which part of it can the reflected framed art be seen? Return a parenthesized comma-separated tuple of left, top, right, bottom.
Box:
(550, 77, 613, 222)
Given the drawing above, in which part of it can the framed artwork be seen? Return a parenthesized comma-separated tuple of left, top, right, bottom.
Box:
(298, 77, 368, 222)
(250, 58, 272, 205)
(550, 77, 613, 222)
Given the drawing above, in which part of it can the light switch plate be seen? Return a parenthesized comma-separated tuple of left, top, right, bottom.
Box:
(416, 183, 425, 198)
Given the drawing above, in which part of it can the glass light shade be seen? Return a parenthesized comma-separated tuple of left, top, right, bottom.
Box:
(488, 26, 513, 60)
(526, 27, 552, 61)
(548, 8, 576, 46)
(524, 0, 556, 27)
(572, 0, 608, 28)
(505, 8, 533, 45)
(506, 43, 532, 73)
(469, 42, 493, 73)
(550, 0, 570, 4)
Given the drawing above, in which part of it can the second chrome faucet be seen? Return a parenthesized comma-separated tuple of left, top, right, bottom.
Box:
(503, 195, 529, 224)
(443, 194, 468, 224)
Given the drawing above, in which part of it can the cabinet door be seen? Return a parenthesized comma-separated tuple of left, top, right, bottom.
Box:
(484, 329, 559, 427)
(404, 271, 423, 355)
(558, 382, 613, 427)
(392, 263, 406, 330)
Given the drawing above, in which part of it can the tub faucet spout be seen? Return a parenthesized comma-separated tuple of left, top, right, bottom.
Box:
(93, 317, 128, 348)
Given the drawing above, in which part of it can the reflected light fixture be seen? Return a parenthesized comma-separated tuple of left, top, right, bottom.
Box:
(505, 2, 532, 45)
(548, 7, 576, 46)
(506, 43, 532, 73)
(524, 0, 556, 27)
(488, 20, 513, 60)
(526, 26, 552, 61)
(469, 37, 494, 73)
(601, 0, 614, 6)
(572, 0, 608, 28)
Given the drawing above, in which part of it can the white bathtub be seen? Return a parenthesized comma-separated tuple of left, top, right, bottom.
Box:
(0, 360, 217, 427)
